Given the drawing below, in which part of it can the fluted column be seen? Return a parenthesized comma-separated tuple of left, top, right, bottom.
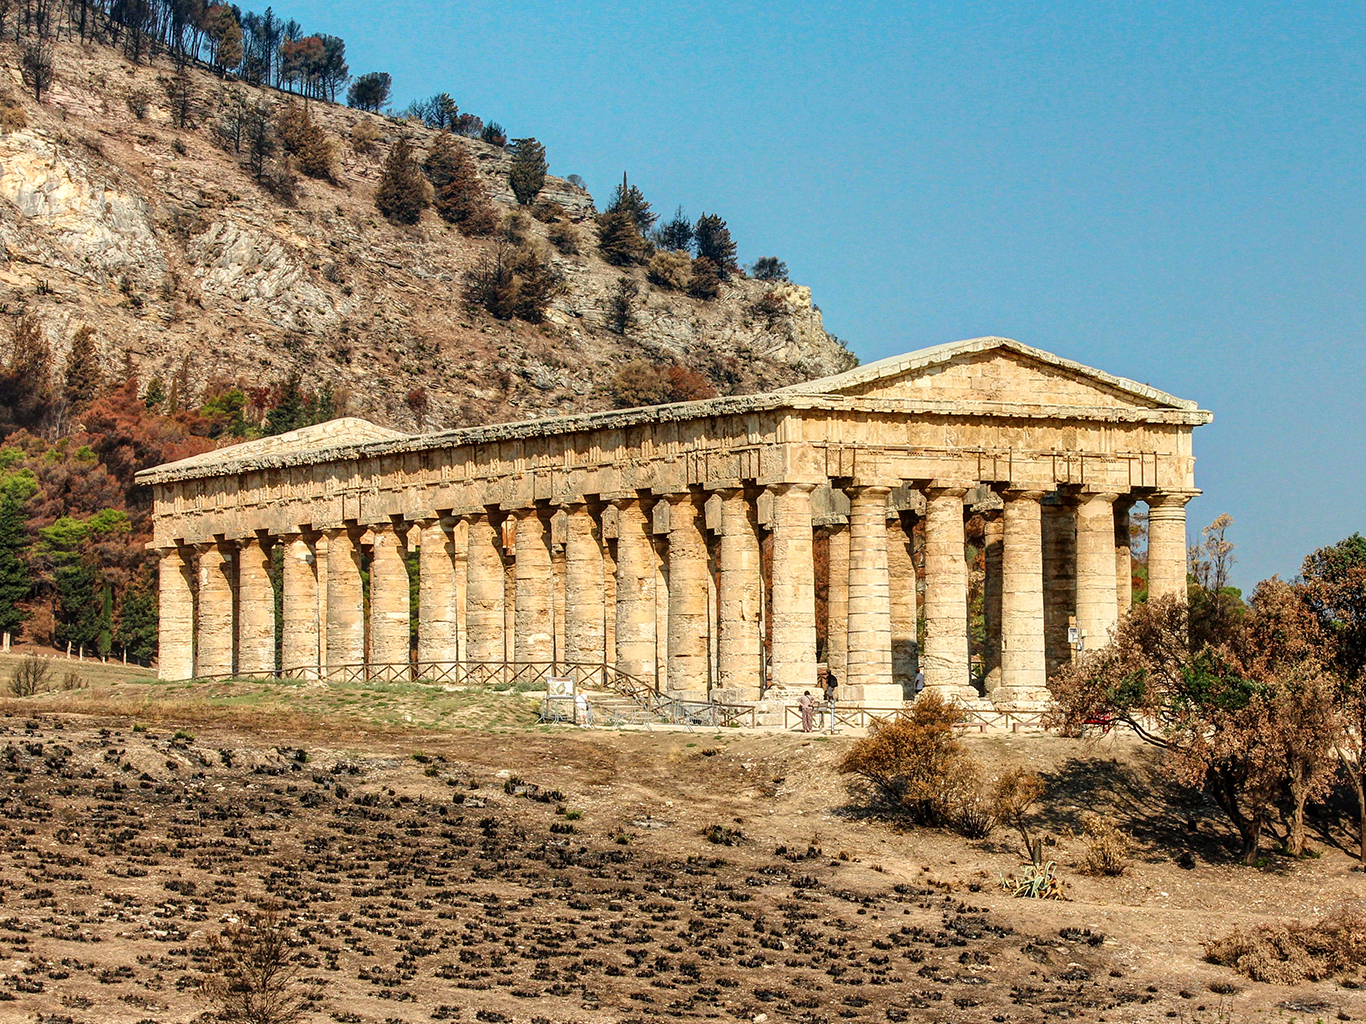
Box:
(981, 512, 1004, 693)
(1147, 493, 1192, 603)
(847, 486, 894, 697)
(196, 541, 235, 677)
(451, 518, 468, 662)
(825, 522, 849, 680)
(514, 508, 554, 664)
(717, 488, 762, 698)
(157, 546, 195, 681)
(1076, 493, 1120, 651)
(325, 527, 365, 675)
(614, 496, 657, 684)
(768, 483, 818, 692)
(465, 513, 505, 663)
(236, 535, 275, 677)
(888, 513, 919, 697)
(369, 524, 411, 677)
(418, 519, 458, 673)
(1043, 498, 1077, 676)
(922, 487, 973, 699)
(281, 534, 319, 678)
(564, 504, 606, 668)
(1114, 500, 1134, 617)
(998, 491, 1047, 703)
(666, 492, 710, 695)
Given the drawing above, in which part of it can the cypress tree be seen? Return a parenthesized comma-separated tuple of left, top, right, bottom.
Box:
(508, 137, 547, 206)
(0, 472, 35, 637)
(375, 137, 430, 225)
(63, 325, 102, 413)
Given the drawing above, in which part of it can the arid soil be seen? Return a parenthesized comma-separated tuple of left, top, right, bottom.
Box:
(0, 696, 1361, 1024)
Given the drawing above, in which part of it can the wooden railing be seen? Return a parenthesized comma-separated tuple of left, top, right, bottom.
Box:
(783, 702, 1049, 733)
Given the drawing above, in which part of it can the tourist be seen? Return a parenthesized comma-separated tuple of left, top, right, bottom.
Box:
(798, 690, 816, 732)
(824, 671, 838, 704)
(575, 692, 593, 728)
(914, 668, 924, 697)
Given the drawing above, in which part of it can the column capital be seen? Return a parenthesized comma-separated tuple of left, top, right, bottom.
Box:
(925, 485, 969, 500)
(1002, 488, 1048, 503)
(1079, 491, 1121, 504)
(767, 480, 819, 497)
(846, 483, 893, 499)
(1148, 491, 1199, 514)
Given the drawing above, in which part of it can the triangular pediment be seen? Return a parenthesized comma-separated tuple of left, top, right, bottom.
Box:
(780, 337, 1199, 411)
(152, 417, 409, 475)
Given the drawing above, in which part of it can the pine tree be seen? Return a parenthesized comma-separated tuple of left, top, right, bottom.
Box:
(375, 137, 430, 225)
(694, 213, 737, 279)
(423, 131, 462, 191)
(597, 210, 650, 267)
(63, 325, 102, 413)
(607, 174, 657, 236)
(0, 471, 36, 637)
(654, 205, 693, 252)
(433, 141, 495, 234)
(508, 137, 547, 206)
(265, 374, 306, 435)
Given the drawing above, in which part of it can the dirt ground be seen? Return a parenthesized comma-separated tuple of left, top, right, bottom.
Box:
(0, 681, 1361, 1024)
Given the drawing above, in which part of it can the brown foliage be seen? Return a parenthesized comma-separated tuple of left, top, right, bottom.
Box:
(375, 137, 431, 225)
(609, 361, 717, 409)
(200, 901, 308, 1024)
(1204, 907, 1366, 984)
(431, 138, 496, 234)
(461, 241, 563, 323)
(1080, 814, 1130, 876)
(273, 102, 333, 181)
(835, 691, 977, 826)
(991, 767, 1046, 865)
(646, 250, 692, 291)
(9, 655, 50, 697)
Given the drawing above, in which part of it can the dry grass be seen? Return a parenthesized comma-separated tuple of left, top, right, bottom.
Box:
(1081, 813, 1131, 876)
(1204, 906, 1366, 984)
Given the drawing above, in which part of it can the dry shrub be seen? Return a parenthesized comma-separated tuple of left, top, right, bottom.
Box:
(0, 88, 27, 132)
(462, 240, 563, 323)
(200, 901, 308, 1024)
(273, 102, 333, 181)
(836, 691, 978, 826)
(126, 88, 151, 119)
(10, 655, 51, 697)
(1080, 813, 1130, 876)
(349, 120, 380, 156)
(992, 767, 1046, 865)
(609, 361, 717, 408)
(647, 250, 693, 291)
(547, 219, 580, 255)
(1204, 907, 1366, 984)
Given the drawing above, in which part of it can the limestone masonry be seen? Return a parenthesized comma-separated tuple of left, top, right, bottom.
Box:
(137, 337, 1211, 709)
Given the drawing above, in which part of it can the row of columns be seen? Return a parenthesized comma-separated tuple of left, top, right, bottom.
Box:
(157, 486, 1193, 705)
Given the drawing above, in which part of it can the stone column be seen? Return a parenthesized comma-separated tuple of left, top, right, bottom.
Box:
(514, 508, 554, 664)
(315, 532, 329, 660)
(768, 483, 818, 693)
(451, 518, 468, 663)
(922, 488, 974, 699)
(564, 504, 606, 669)
(325, 527, 365, 675)
(196, 541, 235, 677)
(418, 519, 458, 674)
(1076, 493, 1120, 652)
(236, 535, 275, 677)
(825, 522, 850, 681)
(157, 546, 195, 681)
(888, 514, 919, 697)
(1115, 500, 1133, 617)
(614, 496, 657, 684)
(998, 491, 1047, 704)
(465, 514, 505, 664)
(1147, 493, 1192, 603)
(666, 492, 710, 697)
(847, 486, 897, 700)
(281, 534, 319, 678)
(1042, 498, 1077, 676)
(981, 512, 1004, 693)
(717, 488, 762, 699)
(369, 523, 411, 677)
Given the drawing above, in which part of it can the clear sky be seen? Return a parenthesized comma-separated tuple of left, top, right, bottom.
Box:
(286, 1, 1365, 591)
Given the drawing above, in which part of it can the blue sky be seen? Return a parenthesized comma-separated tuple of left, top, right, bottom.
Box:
(286, 1, 1365, 590)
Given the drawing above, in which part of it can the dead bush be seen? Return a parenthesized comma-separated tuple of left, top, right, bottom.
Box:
(609, 361, 717, 409)
(200, 901, 308, 1024)
(992, 767, 1046, 865)
(273, 102, 333, 181)
(462, 240, 563, 323)
(60, 671, 83, 692)
(1204, 907, 1366, 984)
(10, 655, 51, 697)
(835, 691, 976, 826)
(1080, 814, 1130, 876)
(0, 88, 27, 132)
(126, 88, 151, 119)
(349, 120, 381, 156)
(547, 219, 581, 255)
(647, 250, 692, 291)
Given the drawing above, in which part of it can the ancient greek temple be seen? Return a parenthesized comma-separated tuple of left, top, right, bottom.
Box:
(138, 337, 1210, 709)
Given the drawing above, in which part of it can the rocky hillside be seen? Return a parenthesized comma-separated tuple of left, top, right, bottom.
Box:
(0, 36, 855, 433)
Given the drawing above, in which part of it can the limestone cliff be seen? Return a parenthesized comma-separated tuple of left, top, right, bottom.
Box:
(0, 39, 855, 432)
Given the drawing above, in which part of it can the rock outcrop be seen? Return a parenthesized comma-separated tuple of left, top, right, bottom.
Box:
(0, 39, 855, 432)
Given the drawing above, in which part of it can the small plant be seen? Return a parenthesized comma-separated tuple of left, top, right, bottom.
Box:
(702, 824, 745, 846)
(547, 219, 580, 255)
(1204, 907, 1366, 984)
(126, 88, 152, 119)
(10, 655, 51, 697)
(1080, 814, 1130, 876)
(563, 809, 582, 821)
(992, 767, 1046, 865)
(60, 671, 83, 692)
(1000, 860, 1066, 900)
(200, 901, 308, 1023)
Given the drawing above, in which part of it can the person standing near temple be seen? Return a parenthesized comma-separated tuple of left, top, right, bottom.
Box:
(798, 690, 816, 733)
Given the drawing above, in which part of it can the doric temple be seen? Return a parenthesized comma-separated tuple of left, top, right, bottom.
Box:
(138, 337, 1211, 710)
